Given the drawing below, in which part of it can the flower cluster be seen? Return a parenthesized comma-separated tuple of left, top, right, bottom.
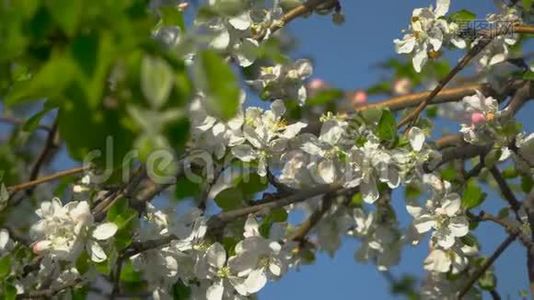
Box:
(394, 0, 466, 72)
(131, 206, 291, 300)
(248, 59, 313, 105)
(30, 198, 118, 263)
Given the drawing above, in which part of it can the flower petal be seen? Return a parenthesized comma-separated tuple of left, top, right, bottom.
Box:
(206, 282, 224, 300)
(408, 127, 425, 152)
(88, 240, 107, 262)
(92, 222, 118, 240)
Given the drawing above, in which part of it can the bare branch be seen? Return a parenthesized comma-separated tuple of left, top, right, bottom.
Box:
(7, 166, 87, 194)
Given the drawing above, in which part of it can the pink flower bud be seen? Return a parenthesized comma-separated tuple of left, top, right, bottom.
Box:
(351, 90, 367, 106)
(178, 2, 189, 11)
(470, 112, 486, 125)
(307, 78, 329, 91)
(32, 240, 51, 254)
(393, 78, 412, 96)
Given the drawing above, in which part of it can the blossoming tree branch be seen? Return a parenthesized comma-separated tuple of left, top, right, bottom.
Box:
(0, 0, 533, 299)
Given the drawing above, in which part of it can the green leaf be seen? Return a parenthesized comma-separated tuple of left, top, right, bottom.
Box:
(258, 208, 287, 238)
(405, 184, 421, 200)
(215, 188, 244, 211)
(523, 0, 534, 12)
(23, 108, 51, 132)
(58, 84, 135, 167)
(5, 55, 76, 106)
(106, 197, 138, 229)
(478, 270, 496, 291)
(0, 255, 11, 279)
(159, 6, 186, 31)
(359, 107, 382, 124)
(238, 173, 267, 196)
(141, 55, 174, 109)
(449, 9, 476, 23)
(71, 287, 89, 300)
(175, 177, 203, 200)
(4, 282, 17, 300)
(195, 50, 240, 121)
(460, 233, 478, 247)
(462, 179, 486, 209)
(307, 89, 344, 106)
(522, 71, 534, 80)
(120, 260, 142, 282)
(351, 193, 363, 206)
(366, 82, 390, 95)
(483, 148, 502, 168)
(521, 175, 533, 194)
(70, 32, 116, 108)
(45, 0, 81, 36)
(377, 109, 397, 142)
(173, 280, 192, 300)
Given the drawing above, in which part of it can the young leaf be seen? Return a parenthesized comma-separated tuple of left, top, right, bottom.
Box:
(194, 50, 240, 121)
(377, 109, 397, 142)
(449, 9, 476, 23)
(462, 179, 486, 209)
(141, 55, 174, 109)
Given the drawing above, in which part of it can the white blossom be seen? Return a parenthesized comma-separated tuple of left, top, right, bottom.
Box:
(30, 198, 117, 262)
(424, 242, 477, 274)
(394, 0, 464, 72)
(351, 136, 401, 203)
(231, 100, 307, 176)
(248, 59, 313, 105)
(407, 175, 469, 249)
(476, 8, 521, 67)
(459, 91, 500, 144)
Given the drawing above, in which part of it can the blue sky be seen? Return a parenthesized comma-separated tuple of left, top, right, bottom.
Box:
(260, 1, 533, 299)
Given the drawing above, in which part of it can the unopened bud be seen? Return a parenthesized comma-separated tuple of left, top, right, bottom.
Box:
(178, 2, 189, 11)
(393, 78, 412, 96)
(32, 240, 51, 254)
(308, 78, 329, 91)
(470, 112, 486, 125)
(351, 90, 367, 106)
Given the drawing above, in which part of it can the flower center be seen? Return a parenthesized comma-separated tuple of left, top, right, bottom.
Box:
(217, 266, 231, 278)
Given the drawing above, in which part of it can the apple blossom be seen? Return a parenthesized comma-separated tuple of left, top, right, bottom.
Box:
(30, 198, 118, 263)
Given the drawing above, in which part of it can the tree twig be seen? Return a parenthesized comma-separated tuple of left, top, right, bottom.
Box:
(29, 119, 59, 182)
(0, 116, 51, 132)
(7, 166, 87, 194)
(356, 83, 494, 112)
(258, 0, 339, 39)
(489, 166, 521, 214)
(458, 234, 517, 299)
(397, 37, 493, 128)
(17, 278, 82, 299)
